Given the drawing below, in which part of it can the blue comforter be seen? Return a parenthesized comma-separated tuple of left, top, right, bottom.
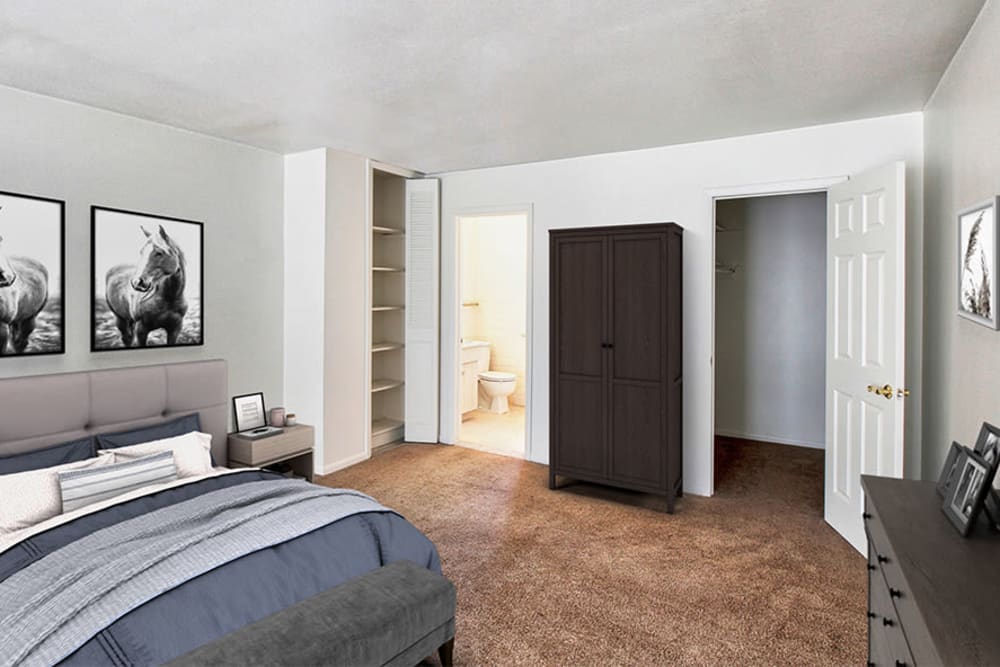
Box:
(0, 471, 441, 666)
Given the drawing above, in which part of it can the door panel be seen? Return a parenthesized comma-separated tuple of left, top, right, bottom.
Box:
(609, 232, 667, 488)
(556, 377, 605, 475)
(555, 238, 605, 377)
(825, 162, 906, 553)
(610, 382, 664, 487)
(611, 235, 663, 382)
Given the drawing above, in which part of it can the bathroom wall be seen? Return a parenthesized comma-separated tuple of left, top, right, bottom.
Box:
(459, 214, 528, 406)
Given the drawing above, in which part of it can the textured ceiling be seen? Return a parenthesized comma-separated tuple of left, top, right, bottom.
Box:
(0, 1, 985, 172)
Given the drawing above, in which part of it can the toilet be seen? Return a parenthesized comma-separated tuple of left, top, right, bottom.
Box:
(478, 370, 517, 414)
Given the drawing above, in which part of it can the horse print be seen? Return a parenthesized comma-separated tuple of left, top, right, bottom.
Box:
(0, 192, 65, 356)
(92, 207, 203, 350)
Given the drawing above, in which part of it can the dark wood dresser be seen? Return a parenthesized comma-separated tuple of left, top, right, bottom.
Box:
(548, 223, 682, 512)
(862, 475, 1000, 666)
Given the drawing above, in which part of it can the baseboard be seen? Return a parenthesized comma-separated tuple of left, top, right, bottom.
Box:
(319, 451, 371, 476)
(714, 429, 824, 450)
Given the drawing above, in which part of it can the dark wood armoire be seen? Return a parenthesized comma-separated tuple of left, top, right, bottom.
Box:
(548, 223, 682, 512)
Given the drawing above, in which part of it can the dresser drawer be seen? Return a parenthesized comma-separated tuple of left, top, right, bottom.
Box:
(229, 425, 314, 466)
(869, 566, 915, 667)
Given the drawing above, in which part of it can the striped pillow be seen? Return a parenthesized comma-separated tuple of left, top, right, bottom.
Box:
(58, 451, 177, 513)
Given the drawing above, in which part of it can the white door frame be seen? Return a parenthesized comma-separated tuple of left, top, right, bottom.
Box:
(441, 204, 535, 459)
(706, 175, 848, 495)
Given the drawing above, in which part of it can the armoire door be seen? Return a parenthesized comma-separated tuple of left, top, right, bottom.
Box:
(608, 230, 667, 490)
(551, 234, 607, 478)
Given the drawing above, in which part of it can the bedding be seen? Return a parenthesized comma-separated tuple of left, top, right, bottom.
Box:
(95, 413, 201, 450)
(0, 469, 441, 667)
(0, 438, 96, 476)
(0, 453, 115, 535)
(100, 431, 212, 478)
(59, 451, 177, 513)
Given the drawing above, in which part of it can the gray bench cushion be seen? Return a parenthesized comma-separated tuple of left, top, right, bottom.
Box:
(168, 560, 456, 667)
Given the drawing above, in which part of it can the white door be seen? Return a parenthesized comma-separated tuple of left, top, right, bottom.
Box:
(825, 161, 907, 553)
(405, 178, 440, 442)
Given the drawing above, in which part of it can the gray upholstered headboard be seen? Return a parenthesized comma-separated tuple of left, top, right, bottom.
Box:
(0, 360, 229, 464)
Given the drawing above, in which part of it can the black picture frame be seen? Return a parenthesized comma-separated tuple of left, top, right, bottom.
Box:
(973, 422, 1000, 467)
(0, 190, 65, 357)
(937, 441, 968, 498)
(233, 392, 267, 432)
(942, 448, 996, 537)
(91, 206, 204, 351)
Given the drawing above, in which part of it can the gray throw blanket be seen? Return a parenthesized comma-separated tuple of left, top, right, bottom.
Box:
(0, 480, 388, 667)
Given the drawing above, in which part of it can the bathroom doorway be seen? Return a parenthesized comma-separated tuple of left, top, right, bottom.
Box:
(456, 212, 529, 458)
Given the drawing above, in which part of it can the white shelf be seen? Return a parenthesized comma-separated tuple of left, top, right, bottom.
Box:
(372, 378, 404, 393)
(371, 417, 403, 436)
(372, 305, 405, 312)
(373, 225, 405, 235)
(372, 341, 404, 353)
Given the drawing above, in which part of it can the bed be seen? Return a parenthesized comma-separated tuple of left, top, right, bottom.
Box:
(0, 360, 445, 666)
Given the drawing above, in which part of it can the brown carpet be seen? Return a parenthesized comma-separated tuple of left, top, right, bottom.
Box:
(320, 437, 865, 666)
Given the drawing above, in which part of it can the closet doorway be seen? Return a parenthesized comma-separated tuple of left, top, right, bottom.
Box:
(713, 192, 827, 514)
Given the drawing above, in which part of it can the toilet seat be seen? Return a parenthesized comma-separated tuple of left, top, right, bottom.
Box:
(478, 371, 515, 382)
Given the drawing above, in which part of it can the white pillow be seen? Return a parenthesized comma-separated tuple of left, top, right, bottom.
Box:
(0, 452, 115, 535)
(101, 431, 213, 479)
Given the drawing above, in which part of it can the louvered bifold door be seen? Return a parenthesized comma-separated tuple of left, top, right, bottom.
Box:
(404, 178, 440, 442)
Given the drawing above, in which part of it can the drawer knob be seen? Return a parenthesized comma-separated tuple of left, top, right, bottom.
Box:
(877, 554, 889, 564)
(867, 564, 877, 571)
(895, 661, 907, 667)
(889, 588, 902, 598)
(862, 512, 872, 519)
(867, 611, 877, 619)
(883, 617, 894, 627)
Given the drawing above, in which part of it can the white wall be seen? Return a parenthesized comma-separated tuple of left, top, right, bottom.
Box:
(459, 215, 528, 406)
(438, 113, 924, 496)
(923, 2, 1000, 480)
(283, 149, 371, 475)
(283, 149, 328, 470)
(0, 84, 285, 424)
(714, 194, 827, 449)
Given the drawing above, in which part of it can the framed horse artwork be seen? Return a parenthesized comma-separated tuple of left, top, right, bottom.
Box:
(0, 190, 65, 356)
(91, 206, 204, 350)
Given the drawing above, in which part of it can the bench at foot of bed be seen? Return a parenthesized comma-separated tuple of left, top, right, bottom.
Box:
(167, 560, 456, 667)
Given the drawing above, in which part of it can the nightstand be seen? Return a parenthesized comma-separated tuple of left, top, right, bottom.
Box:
(228, 424, 315, 482)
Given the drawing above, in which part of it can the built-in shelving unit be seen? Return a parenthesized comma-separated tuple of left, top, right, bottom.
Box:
(372, 378, 404, 393)
(370, 167, 407, 448)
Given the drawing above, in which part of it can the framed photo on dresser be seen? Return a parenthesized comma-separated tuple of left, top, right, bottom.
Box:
(942, 447, 998, 537)
(937, 441, 967, 498)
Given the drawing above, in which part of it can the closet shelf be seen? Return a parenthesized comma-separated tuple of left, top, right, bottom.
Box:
(372, 225, 405, 235)
(372, 305, 405, 311)
(372, 266, 405, 272)
(371, 418, 403, 436)
(372, 378, 404, 393)
(372, 342, 404, 353)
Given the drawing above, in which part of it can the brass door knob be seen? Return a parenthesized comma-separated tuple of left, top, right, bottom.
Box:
(866, 383, 894, 400)
(866, 384, 911, 400)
